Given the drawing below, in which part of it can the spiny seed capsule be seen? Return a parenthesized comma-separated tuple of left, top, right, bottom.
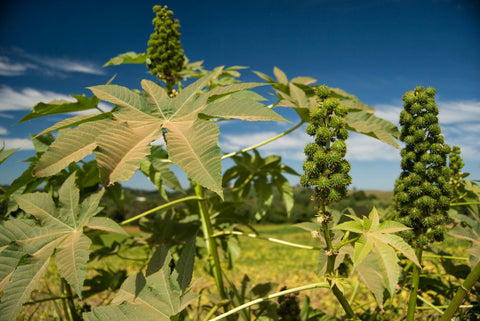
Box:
(301, 88, 351, 209)
(147, 5, 185, 93)
(394, 86, 451, 246)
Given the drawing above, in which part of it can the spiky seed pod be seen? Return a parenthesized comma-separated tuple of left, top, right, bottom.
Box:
(394, 86, 452, 247)
(301, 87, 351, 213)
(146, 5, 185, 93)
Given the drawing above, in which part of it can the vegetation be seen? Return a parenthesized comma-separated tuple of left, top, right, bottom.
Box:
(1, 4, 479, 321)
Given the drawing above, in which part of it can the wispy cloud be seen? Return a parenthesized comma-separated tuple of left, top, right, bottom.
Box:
(0, 48, 105, 76)
(0, 138, 34, 150)
(0, 126, 7, 135)
(35, 56, 105, 76)
(0, 56, 37, 76)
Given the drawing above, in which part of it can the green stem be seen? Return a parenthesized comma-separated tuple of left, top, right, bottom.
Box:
(62, 279, 81, 321)
(416, 294, 443, 314)
(120, 195, 203, 225)
(440, 259, 480, 321)
(195, 184, 227, 300)
(23, 295, 73, 305)
(221, 121, 304, 160)
(423, 254, 469, 261)
(320, 210, 358, 319)
(212, 230, 321, 250)
(450, 201, 480, 206)
(406, 247, 423, 321)
(208, 282, 329, 321)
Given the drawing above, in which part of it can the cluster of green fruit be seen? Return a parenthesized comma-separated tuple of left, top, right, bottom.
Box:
(300, 86, 352, 210)
(394, 86, 451, 247)
(146, 5, 185, 92)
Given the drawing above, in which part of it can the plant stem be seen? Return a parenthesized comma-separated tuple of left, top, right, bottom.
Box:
(208, 282, 329, 321)
(450, 201, 480, 206)
(62, 279, 81, 321)
(320, 209, 358, 319)
(221, 121, 304, 160)
(440, 259, 480, 321)
(406, 247, 423, 321)
(195, 184, 227, 300)
(120, 195, 203, 225)
(212, 230, 321, 250)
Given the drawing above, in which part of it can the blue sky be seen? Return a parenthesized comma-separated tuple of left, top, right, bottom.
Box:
(0, 0, 479, 191)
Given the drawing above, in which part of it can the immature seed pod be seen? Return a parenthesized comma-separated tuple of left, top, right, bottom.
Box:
(147, 5, 185, 93)
(301, 86, 352, 215)
(394, 86, 451, 246)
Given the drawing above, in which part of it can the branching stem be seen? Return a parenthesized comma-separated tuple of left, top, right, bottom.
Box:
(208, 282, 329, 321)
(221, 121, 304, 160)
(212, 230, 321, 250)
(120, 195, 203, 225)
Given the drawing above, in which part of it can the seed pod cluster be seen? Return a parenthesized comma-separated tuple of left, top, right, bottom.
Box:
(448, 146, 466, 198)
(394, 86, 451, 247)
(147, 5, 185, 93)
(300, 86, 352, 209)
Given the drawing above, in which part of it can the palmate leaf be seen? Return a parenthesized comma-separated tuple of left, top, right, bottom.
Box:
(18, 94, 101, 123)
(95, 121, 163, 186)
(83, 243, 197, 321)
(88, 67, 284, 197)
(258, 67, 400, 148)
(333, 207, 419, 301)
(0, 175, 125, 320)
(33, 120, 112, 177)
(103, 51, 147, 66)
(164, 120, 222, 196)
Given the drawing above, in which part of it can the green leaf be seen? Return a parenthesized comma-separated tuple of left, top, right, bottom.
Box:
(36, 67, 284, 197)
(345, 111, 400, 148)
(36, 113, 112, 137)
(103, 51, 147, 66)
(0, 255, 50, 320)
(18, 95, 100, 123)
(0, 147, 18, 166)
(56, 231, 91, 297)
(95, 121, 163, 186)
(334, 207, 420, 304)
(84, 246, 197, 321)
(164, 119, 223, 198)
(273, 66, 288, 84)
(33, 120, 112, 177)
(0, 176, 123, 320)
(203, 98, 286, 122)
(175, 236, 196, 292)
(88, 84, 150, 113)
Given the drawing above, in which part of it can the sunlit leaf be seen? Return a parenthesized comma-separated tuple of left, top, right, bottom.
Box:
(18, 95, 100, 123)
(103, 51, 147, 66)
(0, 175, 124, 319)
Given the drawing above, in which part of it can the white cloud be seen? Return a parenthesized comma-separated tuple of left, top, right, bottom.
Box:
(1, 138, 35, 150)
(1, 48, 105, 76)
(0, 86, 74, 111)
(0, 126, 7, 135)
(0, 56, 37, 76)
(346, 133, 401, 161)
(39, 57, 105, 75)
(437, 100, 480, 124)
